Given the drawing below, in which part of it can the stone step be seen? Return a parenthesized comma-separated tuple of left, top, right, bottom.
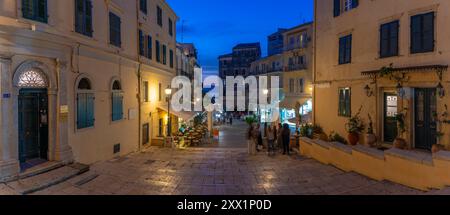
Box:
(5, 163, 89, 195)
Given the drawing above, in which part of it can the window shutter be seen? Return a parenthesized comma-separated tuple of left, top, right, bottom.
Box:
(86, 93, 95, 127)
(77, 94, 85, 129)
(411, 15, 422, 53)
(333, 0, 340, 17)
(352, 0, 359, 8)
(422, 12, 435, 52)
(22, 0, 33, 19)
(85, 0, 93, 36)
(390, 21, 399, 56)
(75, 0, 83, 33)
(37, 0, 48, 23)
(339, 37, 345, 64)
(346, 35, 352, 63)
(380, 24, 389, 57)
(339, 89, 344, 116)
(345, 89, 351, 116)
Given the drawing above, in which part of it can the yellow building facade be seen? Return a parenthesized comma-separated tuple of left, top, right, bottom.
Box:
(309, 0, 450, 190)
(0, 0, 178, 181)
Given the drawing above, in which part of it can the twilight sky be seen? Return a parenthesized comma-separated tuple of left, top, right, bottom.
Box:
(166, 0, 314, 76)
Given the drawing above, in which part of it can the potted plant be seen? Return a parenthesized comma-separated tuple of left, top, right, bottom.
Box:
(312, 124, 328, 141)
(393, 109, 408, 149)
(329, 131, 348, 145)
(432, 105, 448, 153)
(345, 106, 365, 145)
(364, 114, 377, 147)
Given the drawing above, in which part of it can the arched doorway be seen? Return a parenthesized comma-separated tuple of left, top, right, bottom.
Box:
(16, 67, 49, 169)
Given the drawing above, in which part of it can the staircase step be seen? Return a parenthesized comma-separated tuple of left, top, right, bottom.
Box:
(6, 163, 90, 195)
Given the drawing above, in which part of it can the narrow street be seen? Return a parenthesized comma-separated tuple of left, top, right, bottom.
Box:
(1, 120, 446, 195)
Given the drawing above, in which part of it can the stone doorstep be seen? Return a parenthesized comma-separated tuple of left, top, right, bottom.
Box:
(5, 163, 89, 195)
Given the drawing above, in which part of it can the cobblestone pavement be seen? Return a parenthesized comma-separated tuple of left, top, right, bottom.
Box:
(2, 120, 449, 195)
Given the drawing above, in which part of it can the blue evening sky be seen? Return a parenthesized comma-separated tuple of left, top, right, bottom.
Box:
(166, 0, 314, 76)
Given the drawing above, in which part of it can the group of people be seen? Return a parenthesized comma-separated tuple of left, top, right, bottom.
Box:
(247, 123, 292, 156)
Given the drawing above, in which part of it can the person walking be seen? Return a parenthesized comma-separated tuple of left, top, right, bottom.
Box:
(267, 125, 275, 156)
(277, 123, 283, 152)
(282, 123, 291, 155)
(247, 124, 256, 155)
(256, 124, 263, 152)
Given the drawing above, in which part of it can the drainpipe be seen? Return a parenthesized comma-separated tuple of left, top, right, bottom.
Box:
(136, 0, 142, 152)
(312, 1, 317, 125)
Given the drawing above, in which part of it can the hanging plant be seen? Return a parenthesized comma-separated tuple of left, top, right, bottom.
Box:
(379, 63, 395, 78)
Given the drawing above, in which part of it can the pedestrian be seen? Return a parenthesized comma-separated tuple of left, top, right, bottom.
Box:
(267, 125, 275, 156)
(230, 116, 233, 125)
(255, 124, 263, 152)
(247, 124, 256, 155)
(277, 123, 283, 152)
(282, 123, 291, 155)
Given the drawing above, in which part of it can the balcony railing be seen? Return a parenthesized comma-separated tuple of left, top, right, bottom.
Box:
(285, 64, 307, 72)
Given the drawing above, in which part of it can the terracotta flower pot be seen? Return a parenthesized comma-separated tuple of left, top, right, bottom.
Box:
(432, 144, 446, 153)
(364, 134, 377, 147)
(393, 138, 408, 150)
(347, 133, 359, 146)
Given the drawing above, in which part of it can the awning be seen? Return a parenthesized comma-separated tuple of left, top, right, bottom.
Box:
(361, 64, 448, 76)
(279, 97, 310, 109)
(157, 106, 197, 121)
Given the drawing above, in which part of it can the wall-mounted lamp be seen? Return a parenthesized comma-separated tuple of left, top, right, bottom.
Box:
(437, 82, 445, 98)
(396, 82, 405, 98)
(364, 84, 374, 97)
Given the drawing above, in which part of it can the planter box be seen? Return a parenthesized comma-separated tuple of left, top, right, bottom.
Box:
(299, 137, 313, 157)
(311, 140, 331, 164)
(329, 142, 352, 172)
(352, 145, 385, 181)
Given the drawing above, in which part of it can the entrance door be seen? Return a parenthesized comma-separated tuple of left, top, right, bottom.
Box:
(18, 89, 48, 164)
(384, 93, 398, 143)
(415, 88, 437, 151)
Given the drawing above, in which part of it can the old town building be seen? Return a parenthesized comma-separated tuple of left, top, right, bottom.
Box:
(308, 0, 450, 190)
(0, 0, 178, 181)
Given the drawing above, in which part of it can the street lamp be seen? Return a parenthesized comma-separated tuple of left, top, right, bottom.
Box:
(165, 85, 172, 137)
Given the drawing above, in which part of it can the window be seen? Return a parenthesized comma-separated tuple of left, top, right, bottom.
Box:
(339, 34, 352, 64)
(338, 88, 351, 117)
(411, 12, 435, 54)
(75, 0, 93, 37)
(380, 21, 399, 58)
(77, 78, 95, 129)
(163, 45, 167, 65)
(140, 0, 147, 14)
(158, 118, 163, 137)
(156, 40, 161, 62)
(142, 123, 149, 144)
(157, 6, 163, 27)
(169, 18, 173, 36)
(289, 79, 295, 93)
(139, 30, 152, 59)
(22, 0, 48, 23)
(109, 12, 121, 47)
(18, 68, 48, 88)
(111, 80, 123, 121)
(147, 35, 152, 59)
(169, 49, 174, 68)
(143, 81, 149, 102)
(334, 0, 358, 17)
(297, 79, 304, 93)
(139, 30, 145, 56)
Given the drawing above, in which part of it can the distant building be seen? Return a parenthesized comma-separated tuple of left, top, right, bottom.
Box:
(218, 54, 233, 79)
(177, 43, 199, 80)
(268, 28, 288, 56)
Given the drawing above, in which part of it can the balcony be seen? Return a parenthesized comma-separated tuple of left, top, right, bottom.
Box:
(285, 63, 307, 72)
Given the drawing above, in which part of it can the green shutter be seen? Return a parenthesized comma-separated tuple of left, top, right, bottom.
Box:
(86, 93, 95, 127)
(22, 0, 34, 19)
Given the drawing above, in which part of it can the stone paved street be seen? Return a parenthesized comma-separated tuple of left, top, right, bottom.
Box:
(1, 120, 449, 195)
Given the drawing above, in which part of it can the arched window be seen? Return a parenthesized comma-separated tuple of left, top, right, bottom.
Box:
(111, 80, 123, 121)
(17, 68, 48, 88)
(77, 78, 95, 129)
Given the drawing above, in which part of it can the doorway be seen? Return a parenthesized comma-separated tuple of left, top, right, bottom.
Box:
(414, 88, 437, 151)
(383, 92, 398, 143)
(18, 88, 49, 170)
